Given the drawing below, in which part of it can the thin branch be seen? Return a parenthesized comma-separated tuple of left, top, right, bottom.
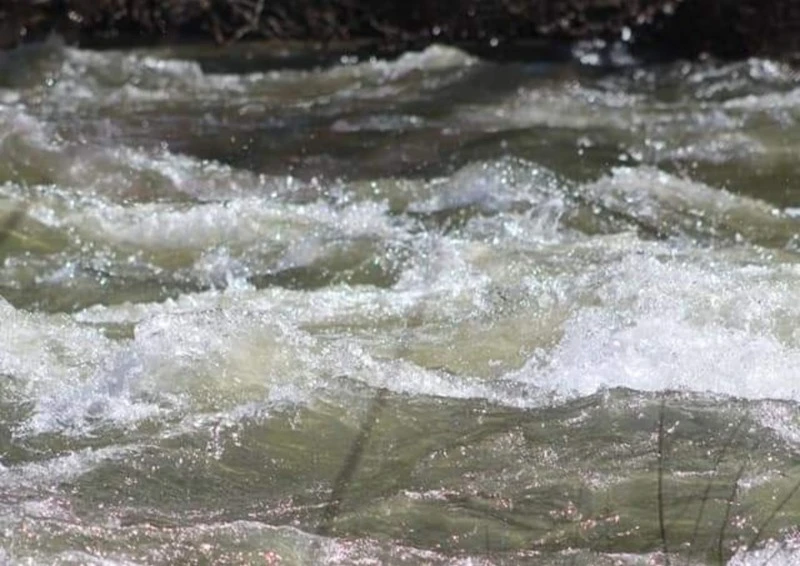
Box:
(0, 208, 25, 248)
(229, 0, 265, 43)
(748, 475, 800, 553)
(687, 417, 746, 563)
(718, 459, 748, 564)
(657, 398, 670, 565)
(317, 386, 389, 537)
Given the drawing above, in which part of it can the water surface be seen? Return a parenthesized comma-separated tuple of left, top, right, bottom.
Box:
(1, 39, 800, 565)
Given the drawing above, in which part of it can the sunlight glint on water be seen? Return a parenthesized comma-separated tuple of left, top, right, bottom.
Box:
(0, 40, 799, 565)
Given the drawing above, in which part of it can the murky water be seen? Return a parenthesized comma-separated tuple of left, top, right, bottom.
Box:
(1, 37, 800, 565)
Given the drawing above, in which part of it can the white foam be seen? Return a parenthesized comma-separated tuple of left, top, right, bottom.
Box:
(0, 446, 131, 491)
(687, 58, 799, 88)
(123, 308, 322, 402)
(512, 247, 800, 402)
(36, 196, 401, 270)
(6, 152, 800, 441)
(409, 158, 568, 215)
(62, 200, 800, 409)
(581, 166, 797, 244)
(39, 44, 476, 111)
(728, 538, 800, 566)
(364, 44, 477, 79)
(0, 296, 167, 436)
(458, 84, 643, 130)
(724, 87, 800, 110)
(10, 301, 323, 435)
(0, 298, 112, 392)
(69, 239, 800, 411)
(0, 103, 286, 202)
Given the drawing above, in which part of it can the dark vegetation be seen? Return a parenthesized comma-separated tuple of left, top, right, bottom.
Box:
(2, 0, 800, 59)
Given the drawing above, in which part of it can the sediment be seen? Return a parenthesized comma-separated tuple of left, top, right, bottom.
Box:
(1, 0, 800, 59)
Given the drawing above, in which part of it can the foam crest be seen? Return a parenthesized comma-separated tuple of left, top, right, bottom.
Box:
(35, 44, 476, 111)
(14, 305, 323, 435)
(0, 298, 113, 393)
(51, 48, 245, 104)
(458, 84, 642, 130)
(49, 197, 398, 265)
(515, 248, 800, 401)
(364, 44, 477, 79)
(580, 166, 798, 245)
(728, 539, 800, 566)
(0, 446, 131, 491)
(0, 110, 302, 202)
(409, 157, 568, 215)
(0, 104, 69, 186)
(0, 296, 173, 436)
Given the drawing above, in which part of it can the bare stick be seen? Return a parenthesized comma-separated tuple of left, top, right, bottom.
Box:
(688, 417, 746, 563)
(0, 208, 25, 248)
(317, 386, 389, 536)
(718, 459, 748, 564)
(748, 476, 800, 555)
(657, 398, 670, 565)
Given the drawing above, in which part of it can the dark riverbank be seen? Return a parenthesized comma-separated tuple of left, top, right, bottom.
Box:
(2, 0, 800, 60)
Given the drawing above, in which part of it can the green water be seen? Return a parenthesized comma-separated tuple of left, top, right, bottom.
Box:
(0, 39, 800, 565)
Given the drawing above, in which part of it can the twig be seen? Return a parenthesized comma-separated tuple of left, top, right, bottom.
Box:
(0, 207, 25, 248)
(657, 398, 670, 565)
(687, 417, 746, 563)
(317, 386, 389, 536)
(316, 279, 426, 537)
(718, 459, 748, 564)
(748, 475, 800, 554)
(229, 0, 265, 43)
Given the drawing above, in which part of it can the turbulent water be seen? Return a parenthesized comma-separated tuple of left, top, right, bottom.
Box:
(1, 37, 800, 565)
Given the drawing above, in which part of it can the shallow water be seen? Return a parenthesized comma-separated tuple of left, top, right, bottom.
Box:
(1, 38, 800, 565)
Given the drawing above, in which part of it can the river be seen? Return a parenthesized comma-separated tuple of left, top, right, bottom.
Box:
(1, 38, 800, 565)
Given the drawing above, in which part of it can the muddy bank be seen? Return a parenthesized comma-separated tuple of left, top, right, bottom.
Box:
(1, 0, 800, 60)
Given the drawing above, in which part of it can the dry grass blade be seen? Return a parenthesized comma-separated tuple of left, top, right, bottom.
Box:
(687, 418, 746, 563)
(749, 475, 800, 560)
(718, 459, 748, 564)
(657, 398, 671, 565)
(317, 386, 389, 537)
(0, 208, 25, 248)
(316, 299, 424, 539)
